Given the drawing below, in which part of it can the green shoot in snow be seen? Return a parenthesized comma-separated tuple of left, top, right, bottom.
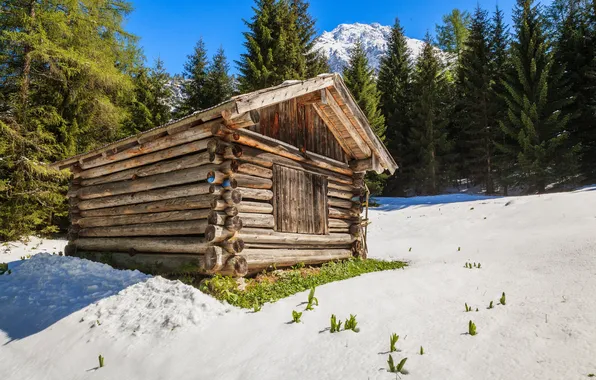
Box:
(305, 287, 318, 311)
(500, 292, 506, 305)
(388, 355, 407, 374)
(292, 310, 302, 323)
(469, 320, 477, 336)
(330, 314, 342, 333)
(390, 333, 399, 352)
(420, 346, 424, 355)
(344, 314, 359, 332)
(488, 301, 494, 309)
(98, 355, 105, 368)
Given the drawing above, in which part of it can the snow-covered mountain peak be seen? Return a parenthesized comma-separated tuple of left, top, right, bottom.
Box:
(314, 22, 427, 73)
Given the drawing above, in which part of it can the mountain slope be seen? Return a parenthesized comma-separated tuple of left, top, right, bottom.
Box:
(314, 22, 427, 73)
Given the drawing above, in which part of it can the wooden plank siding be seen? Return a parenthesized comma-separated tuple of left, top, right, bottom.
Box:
(273, 165, 328, 235)
(249, 98, 348, 163)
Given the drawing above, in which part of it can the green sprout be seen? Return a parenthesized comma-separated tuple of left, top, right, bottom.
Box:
(305, 287, 318, 311)
(98, 355, 105, 368)
(344, 314, 359, 332)
(488, 301, 494, 309)
(390, 333, 399, 352)
(420, 346, 424, 355)
(330, 314, 342, 333)
(292, 310, 302, 323)
(388, 355, 407, 374)
(468, 320, 477, 336)
(500, 292, 506, 305)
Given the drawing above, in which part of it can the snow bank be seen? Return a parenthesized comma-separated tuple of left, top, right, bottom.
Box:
(0, 254, 149, 340)
(82, 276, 237, 338)
(0, 254, 236, 342)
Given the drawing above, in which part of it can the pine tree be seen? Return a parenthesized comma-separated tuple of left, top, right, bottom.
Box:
(291, 0, 330, 76)
(204, 47, 234, 106)
(148, 58, 173, 127)
(458, 6, 499, 193)
(377, 18, 413, 195)
(237, 0, 279, 92)
(237, 0, 323, 92)
(124, 66, 154, 135)
(177, 38, 210, 117)
(343, 41, 386, 141)
(490, 6, 516, 194)
(409, 34, 452, 194)
(550, 0, 596, 181)
(0, 0, 139, 240)
(436, 9, 472, 61)
(499, 0, 578, 193)
(343, 40, 387, 194)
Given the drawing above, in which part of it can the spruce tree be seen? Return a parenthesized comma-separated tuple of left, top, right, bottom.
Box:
(499, 0, 578, 193)
(148, 58, 173, 127)
(490, 6, 516, 194)
(124, 66, 154, 135)
(177, 38, 210, 116)
(551, 0, 596, 181)
(291, 0, 330, 76)
(458, 6, 499, 193)
(204, 47, 235, 106)
(377, 18, 413, 195)
(343, 41, 386, 141)
(237, 0, 323, 92)
(409, 34, 452, 195)
(343, 40, 386, 194)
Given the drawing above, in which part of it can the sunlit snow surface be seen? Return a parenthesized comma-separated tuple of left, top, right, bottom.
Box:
(1, 188, 596, 379)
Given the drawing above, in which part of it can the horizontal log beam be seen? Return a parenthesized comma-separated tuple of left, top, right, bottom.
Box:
(238, 213, 274, 228)
(79, 220, 209, 237)
(78, 183, 216, 211)
(238, 228, 355, 244)
(73, 251, 207, 274)
(77, 209, 211, 228)
(77, 164, 228, 200)
(244, 248, 352, 272)
(79, 194, 217, 217)
(328, 197, 357, 209)
(231, 173, 272, 189)
(77, 137, 218, 181)
(236, 201, 273, 214)
(329, 207, 360, 220)
(73, 237, 212, 254)
(237, 163, 273, 179)
(80, 121, 216, 170)
(237, 187, 273, 201)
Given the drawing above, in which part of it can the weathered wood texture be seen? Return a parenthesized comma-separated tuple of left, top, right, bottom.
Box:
(79, 220, 209, 237)
(244, 248, 353, 272)
(77, 209, 211, 228)
(78, 183, 215, 210)
(79, 194, 217, 217)
(237, 228, 354, 244)
(272, 164, 328, 234)
(74, 237, 212, 253)
(249, 97, 347, 162)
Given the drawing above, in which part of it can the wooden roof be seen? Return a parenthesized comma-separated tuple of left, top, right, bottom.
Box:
(52, 74, 397, 174)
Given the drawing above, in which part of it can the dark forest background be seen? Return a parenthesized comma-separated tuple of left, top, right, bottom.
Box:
(1, 0, 594, 240)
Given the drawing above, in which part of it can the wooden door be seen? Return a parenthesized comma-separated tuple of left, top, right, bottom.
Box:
(273, 165, 328, 234)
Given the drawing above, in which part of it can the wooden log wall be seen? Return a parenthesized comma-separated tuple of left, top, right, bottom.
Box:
(66, 112, 368, 277)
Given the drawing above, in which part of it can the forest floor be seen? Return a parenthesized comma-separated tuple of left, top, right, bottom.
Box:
(1, 186, 596, 380)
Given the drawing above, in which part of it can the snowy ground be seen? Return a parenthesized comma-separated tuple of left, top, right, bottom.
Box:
(1, 187, 596, 379)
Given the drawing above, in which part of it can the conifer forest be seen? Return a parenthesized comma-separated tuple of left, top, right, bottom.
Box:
(1, 0, 595, 240)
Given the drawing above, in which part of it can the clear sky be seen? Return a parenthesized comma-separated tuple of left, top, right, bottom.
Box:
(125, 0, 553, 75)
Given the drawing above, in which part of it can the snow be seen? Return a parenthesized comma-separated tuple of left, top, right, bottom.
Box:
(314, 22, 433, 73)
(2, 189, 596, 379)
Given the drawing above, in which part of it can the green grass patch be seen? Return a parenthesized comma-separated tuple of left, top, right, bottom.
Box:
(199, 258, 406, 309)
(0, 263, 8, 275)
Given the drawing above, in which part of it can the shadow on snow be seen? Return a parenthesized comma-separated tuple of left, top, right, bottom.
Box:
(372, 194, 503, 211)
(0, 254, 148, 343)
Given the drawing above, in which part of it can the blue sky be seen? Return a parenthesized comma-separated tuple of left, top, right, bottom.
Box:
(125, 0, 552, 75)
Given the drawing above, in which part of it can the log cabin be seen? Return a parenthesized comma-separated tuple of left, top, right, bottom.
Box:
(52, 73, 397, 277)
